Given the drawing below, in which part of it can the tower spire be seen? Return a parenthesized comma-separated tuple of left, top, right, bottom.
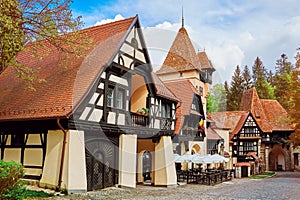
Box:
(181, 6, 184, 28)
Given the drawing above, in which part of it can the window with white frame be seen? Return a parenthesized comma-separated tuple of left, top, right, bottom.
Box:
(116, 88, 125, 109)
(107, 87, 114, 107)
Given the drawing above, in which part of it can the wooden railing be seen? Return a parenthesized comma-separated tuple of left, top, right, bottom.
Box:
(131, 112, 149, 127)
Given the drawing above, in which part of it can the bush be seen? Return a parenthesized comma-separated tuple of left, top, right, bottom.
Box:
(0, 160, 26, 200)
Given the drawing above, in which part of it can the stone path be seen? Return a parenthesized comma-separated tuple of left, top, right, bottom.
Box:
(30, 172, 300, 200)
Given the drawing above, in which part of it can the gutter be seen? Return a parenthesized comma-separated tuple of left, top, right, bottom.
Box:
(56, 118, 68, 192)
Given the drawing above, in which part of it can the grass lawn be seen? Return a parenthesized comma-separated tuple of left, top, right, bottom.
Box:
(249, 171, 275, 179)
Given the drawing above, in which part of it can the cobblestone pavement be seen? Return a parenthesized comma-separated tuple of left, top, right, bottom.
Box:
(35, 172, 300, 200)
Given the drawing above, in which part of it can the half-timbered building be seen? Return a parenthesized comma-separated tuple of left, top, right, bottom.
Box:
(0, 16, 178, 192)
(209, 88, 294, 178)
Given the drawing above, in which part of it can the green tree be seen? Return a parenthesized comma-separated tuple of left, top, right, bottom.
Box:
(207, 84, 226, 113)
(252, 57, 274, 99)
(0, 0, 86, 88)
(227, 65, 244, 111)
(242, 65, 252, 90)
(273, 54, 294, 110)
(224, 80, 230, 111)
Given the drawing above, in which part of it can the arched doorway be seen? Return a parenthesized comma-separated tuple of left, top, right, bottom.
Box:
(191, 144, 201, 154)
(85, 138, 117, 191)
(142, 151, 152, 182)
(269, 144, 287, 171)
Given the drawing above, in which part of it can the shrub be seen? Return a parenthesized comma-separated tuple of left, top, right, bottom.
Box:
(0, 160, 26, 200)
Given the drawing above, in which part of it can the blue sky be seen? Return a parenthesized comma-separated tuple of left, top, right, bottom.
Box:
(71, 0, 300, 83)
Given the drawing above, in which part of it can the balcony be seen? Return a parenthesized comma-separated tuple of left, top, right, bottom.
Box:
(131, 112, 149, 127)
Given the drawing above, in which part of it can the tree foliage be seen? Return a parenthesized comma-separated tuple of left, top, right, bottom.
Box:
(0, 0, 86, 88)
(252, 57, 274, 99)
(289, 47, 300, 146)
(226, 65, 244, 111)
(273, 54, 294, 110)
(207, 83, 226, 113)
(242, 65, 252, 90)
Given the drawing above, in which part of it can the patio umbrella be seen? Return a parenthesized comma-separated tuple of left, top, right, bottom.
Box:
(173, 153, 180, 162)
(201, 155, 214, 164)
(211, 154, 229, 163)
(191, 154, 206, 164)
(174, 154, 196, 163)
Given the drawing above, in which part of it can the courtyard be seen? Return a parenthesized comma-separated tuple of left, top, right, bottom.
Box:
(34, 171, 300, 200)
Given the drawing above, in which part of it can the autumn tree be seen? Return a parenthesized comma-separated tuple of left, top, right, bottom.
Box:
(289, 47, 300, 146)
(0, 0, 86, 88)
(252, 57, 274, 99)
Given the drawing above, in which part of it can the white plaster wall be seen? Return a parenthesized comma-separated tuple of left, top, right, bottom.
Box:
(66, 130, 87, 193)
(118, 134, 137, 188)
(40, 129, 87, 193)
(215, 129, 230, 153)
(189, 141, 205, 156)
(40, 130, 64, 189)
(154, 136, 177, 186)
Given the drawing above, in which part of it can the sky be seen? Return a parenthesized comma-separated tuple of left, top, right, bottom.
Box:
(71, 0, 300, 83)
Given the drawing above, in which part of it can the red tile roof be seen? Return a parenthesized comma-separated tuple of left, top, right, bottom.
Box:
(208, 111, 249, 140)
(261, 99, 294, 131)
(197, 51, 215, 71)
(150, 72, 180, 102)
(239, 88, 293, 132)
(0, 16, 137, 121)
(164, 79, 202, 134)
(207, 127, 223, 140)
(208, 111, 248, 131)
(156, 27, 201, 74)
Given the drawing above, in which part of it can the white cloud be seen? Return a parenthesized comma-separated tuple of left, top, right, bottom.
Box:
(94, 14, 125, 26)
(75, 0, 300, 82)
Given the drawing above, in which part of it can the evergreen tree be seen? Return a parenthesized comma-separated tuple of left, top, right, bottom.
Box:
(227, 65, 244, 111)
(242, 65, 252, 90)
(273, 54, 293, 110)
(224, 81, 230, 111)
(252, 57, 274, 99)
(267, 70, 274, 86)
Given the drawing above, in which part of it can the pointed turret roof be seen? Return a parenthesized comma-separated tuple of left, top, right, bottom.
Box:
(156, 27, 201, 74)
(197, 51, 215, 71)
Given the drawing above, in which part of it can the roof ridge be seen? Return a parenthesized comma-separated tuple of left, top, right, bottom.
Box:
(80, 16, 136, 33)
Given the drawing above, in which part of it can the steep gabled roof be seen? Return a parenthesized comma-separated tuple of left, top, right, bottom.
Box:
(156, 27, 200, 74)
(197, 51, 215, 71)
(239, 88, 272, 132)
(0, 16, 137, 121)
(164, 79, 202, 134)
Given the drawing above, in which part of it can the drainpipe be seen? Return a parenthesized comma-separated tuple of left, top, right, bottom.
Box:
(56, 118, 68, 192)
